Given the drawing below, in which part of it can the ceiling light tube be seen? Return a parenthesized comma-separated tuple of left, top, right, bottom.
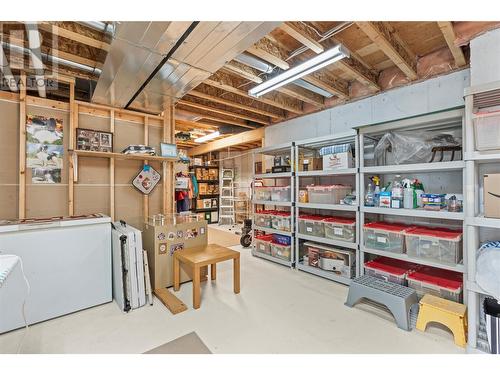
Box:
(248, 45, 349, 97)
(194, 131, 220, 143)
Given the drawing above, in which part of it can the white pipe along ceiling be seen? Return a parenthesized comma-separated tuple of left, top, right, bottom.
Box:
(91, 21, 281, 114)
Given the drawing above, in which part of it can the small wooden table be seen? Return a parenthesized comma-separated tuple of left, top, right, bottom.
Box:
(173, 244, 240, 309)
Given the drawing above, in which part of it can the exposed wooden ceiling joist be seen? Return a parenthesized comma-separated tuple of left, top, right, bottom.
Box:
(222, 61, 263, 83)
(175, 119, 219, 131)
(187, 127, 265, 156)
(178, 98, 270, 126)
(356, 22, 417, 80)
(187, 89, 284, 120)
(38, 22, 110, 51)
(437, 21, 467, 68)
(204, 72, 303, 114)
(246, 38, 290, 70)
(277, 84, 324, 107)
(175, 103, 258, 129)
(279, 22, 324, 53)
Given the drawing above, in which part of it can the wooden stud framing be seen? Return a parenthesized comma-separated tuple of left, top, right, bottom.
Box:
(38, 23, 110, 51)
(143, 116, 149, 220)
(110, 110, 115, 221)
(18, 73, 27, 219)
(356, 22, 417, 80)
(163, 104, 175, 215)
(437, 21, 467, 68)
(68, 81, 75, 215)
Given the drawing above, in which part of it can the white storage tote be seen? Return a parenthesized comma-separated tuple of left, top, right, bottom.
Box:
(270, 186, 291, 202)
(405, 227, 463, 265)
(324, 217, 356, 242)
(254, 186, 271, 201)
(473, 111, 500, 151)
(406, 266, 463, 302)
(298, 215, 324, 237)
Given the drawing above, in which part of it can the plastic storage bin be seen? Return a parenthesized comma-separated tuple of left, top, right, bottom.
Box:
(255, 211, 272, 228)
(271, 242, 291, 261)
(254, 234, 273, 255)
(272, 233, 292, 246)
(271, 212, 291, 232)
(405, 227, 463, 265)
(324, 217, 356, 242)
(298, 215, 324, 237)
(364, 257, 418, 285)
(474, 112, 500, 151)
(270, 186, 291, 202)
(303, 241, 355, 278)
(255, 187, 271, 201)
(306, 185, 352, 204)
(363, 222, 413, 253)
(406, 266, 463, 302)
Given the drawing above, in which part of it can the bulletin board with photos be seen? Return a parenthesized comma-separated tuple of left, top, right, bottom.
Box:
(76, 128, 113, 152)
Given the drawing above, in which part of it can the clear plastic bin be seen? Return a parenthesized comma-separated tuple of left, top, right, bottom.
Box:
(363, 222, 413, 254)
(405, 227, 463, 265)
(298, 215, 324, 237)
(270, 186, 291, 202)
(306, 185, 351, 204)
(254, 235, 273, 255)
(255, 187, 271, 201)
(364, 257, 418, 285)
(255, 211, 272, 228)
(406, 266, 463, 302)
(324, 217, 356, 242)
(303, 241, 355, 277)
(272, 212, 291, 231)
(271, 242, 291, 261)
(474, 111, 500, 151)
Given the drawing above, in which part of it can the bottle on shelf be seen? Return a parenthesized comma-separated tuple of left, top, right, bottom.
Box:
(372, 175, 381, 207)
(413, 179, 425, 208)
(391, 175, 403, 209)
(402, 178, 414, 209)
(365, 182, 375, 207)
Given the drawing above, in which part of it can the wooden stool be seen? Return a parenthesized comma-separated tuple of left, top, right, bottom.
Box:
(416, 294, 468, 348)
(173, 244, 240, 309)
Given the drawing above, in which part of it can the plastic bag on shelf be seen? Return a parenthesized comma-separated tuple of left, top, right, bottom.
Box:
(373, 131, 461, 165)
(477, 241, 500, 301)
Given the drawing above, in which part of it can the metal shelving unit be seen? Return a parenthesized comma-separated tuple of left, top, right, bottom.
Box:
(464, 80, 500, 354)
(356, 108, 467, 288)
(251, 142, 295, 268)
(294, 132, 360, 284)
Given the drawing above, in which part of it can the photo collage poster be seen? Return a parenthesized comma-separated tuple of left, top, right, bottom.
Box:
(26, 115, 64, 184)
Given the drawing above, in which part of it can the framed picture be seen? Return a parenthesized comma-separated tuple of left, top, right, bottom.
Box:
(132, 164, 161, 195)
(160, 142, 178, 158)
(76, 128, 113, 152)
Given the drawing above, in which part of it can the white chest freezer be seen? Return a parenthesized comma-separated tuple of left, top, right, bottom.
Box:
(0, 214, 112, 334)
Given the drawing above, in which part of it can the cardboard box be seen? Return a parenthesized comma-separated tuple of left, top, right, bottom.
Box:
(484, 174, 500, 218)
(322, 151, 354, 170)
(298, 155, 323, 171)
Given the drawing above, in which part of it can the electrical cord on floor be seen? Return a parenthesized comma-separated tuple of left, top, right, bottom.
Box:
(14, 255, 30, 354)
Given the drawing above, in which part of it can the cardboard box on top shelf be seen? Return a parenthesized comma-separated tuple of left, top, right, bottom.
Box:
(323, 151, 354, 170)
(484, 174, 500, 218)
(298, 154, 323, 171)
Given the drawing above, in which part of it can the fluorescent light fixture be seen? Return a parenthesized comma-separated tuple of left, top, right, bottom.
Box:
(194, 131, 220, 143)
(248, 45, 349, 97)
(294, 79, 333, 98)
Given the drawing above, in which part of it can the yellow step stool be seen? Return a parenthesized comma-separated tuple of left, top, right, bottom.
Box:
(416, 294, 468, 348)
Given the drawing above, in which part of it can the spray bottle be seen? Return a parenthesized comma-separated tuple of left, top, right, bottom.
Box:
(372, 175, 381, 207)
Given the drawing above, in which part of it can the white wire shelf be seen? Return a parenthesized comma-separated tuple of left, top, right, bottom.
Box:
(296, 233, 357, 250)
(296, 168, 357, 177)
(254, 172, 293, 179)
(296, 262, 352, 285)
(361, 160, 465, 174)
(361, 206, 464, 220)
(360, 246, 465, 273)
(252, 200, 293, 207)
(466, 215, 500, 228)
(253, 225, 292, 236)
(297, 202, 358, 211)
(251, 248, 292, 267)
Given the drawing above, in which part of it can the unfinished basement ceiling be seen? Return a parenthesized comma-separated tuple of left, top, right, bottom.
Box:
(1, 21, 500, 150)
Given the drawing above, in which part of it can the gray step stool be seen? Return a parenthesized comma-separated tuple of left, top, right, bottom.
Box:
(345, 275, 419, 331)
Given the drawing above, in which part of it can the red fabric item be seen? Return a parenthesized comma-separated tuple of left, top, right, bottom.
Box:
(175, 190, 186, 201)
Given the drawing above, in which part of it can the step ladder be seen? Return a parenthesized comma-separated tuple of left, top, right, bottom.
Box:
(219, 168, 235, 226)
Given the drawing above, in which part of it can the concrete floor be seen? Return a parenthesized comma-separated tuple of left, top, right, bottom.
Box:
(0, 245, 463, 354)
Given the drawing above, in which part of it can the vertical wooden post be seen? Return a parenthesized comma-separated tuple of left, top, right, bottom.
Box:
(68, 81, 75, 216)
(163, 103, 175, 215)
(110, 110, 115, 221)
(18, 73, 27, 219)
(143, 116, 149, 221)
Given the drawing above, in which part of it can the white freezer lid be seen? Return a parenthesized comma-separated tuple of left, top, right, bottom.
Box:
(0, 214, 111, 233)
